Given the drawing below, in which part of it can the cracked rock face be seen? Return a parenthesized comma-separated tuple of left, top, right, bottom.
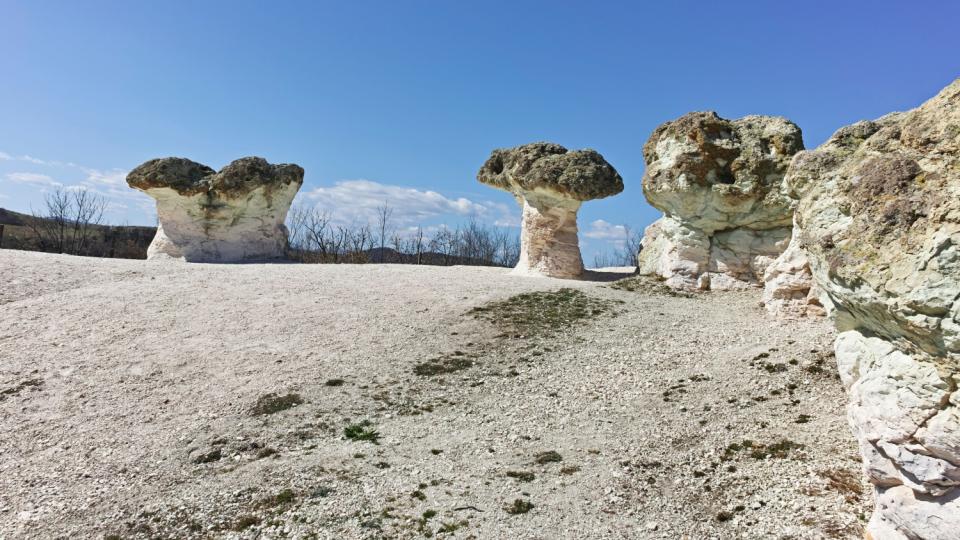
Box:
(637, 112, 804, 290)
(127, 157, 304, 262)
(478, 142, 623, 278)
(793, 79, 960, 539)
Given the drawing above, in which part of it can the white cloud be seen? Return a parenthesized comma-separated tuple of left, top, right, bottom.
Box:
(0, 151, 10, 160)
(82, 167, 127, 186)
(19, 155, 50, 165)
(582, 219, 628, 242)
(5, 172, 62, 187)
(299, 179, 504, 226)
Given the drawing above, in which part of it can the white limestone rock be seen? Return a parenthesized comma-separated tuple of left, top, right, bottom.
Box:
(127, 157, 304, 262)
(794, 79, 960, 539)
(637, 112, 804, 290)
(477, 142, 623, 279)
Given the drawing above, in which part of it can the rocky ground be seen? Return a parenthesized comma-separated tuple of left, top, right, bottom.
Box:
(0, 250, 870, 539)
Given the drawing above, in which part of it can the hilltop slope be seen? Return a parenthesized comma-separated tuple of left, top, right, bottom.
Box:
(0, 250, 867, 539)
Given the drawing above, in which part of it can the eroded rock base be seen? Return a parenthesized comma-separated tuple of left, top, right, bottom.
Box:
(835, 330, 960, 540)
(513, 194, 584, 279)
(637, 216, 790, 290)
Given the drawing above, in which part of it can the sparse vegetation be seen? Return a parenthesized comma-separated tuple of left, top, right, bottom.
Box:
(470, 289, 616, 337)
(534, 451, 562, 464)
(250, 392, 304, 416)
(233, 515, 260, 531)
(819, 468, 864, 503)
(505, 499, 534, 515)
(505, 470, 535, 482)
(344, 420, 380, 444)
(414, 352, 476, 376)
(608, 275, 695, 297)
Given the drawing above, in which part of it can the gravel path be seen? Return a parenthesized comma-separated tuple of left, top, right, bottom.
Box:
(0, 250, 869, 539)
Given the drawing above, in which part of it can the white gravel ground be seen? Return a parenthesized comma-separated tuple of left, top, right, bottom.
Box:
(0, 250, 870, 539)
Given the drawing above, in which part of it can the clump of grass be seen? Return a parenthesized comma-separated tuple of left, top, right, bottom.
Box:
(608, 276, 695, 298)
(256, 447, 278, 459)
(438, 520, 468, 533)
(233, 515, 260, 531)
(344, 420, 380, 444)
(422, 509, 437, 519)
(722, 439, 804, 460)
(192, 448, 222, 464)
(325, 378, 345, 387)
(560, 465, 581, 475)
(469, 289, 616, 337)
(505, 499, 534, 515)
(534, 450, 562, 464)
(751, 439, 805, 459)
(505, 470, 535, 482)
(310, 486, 334, 498)
(250, 392, 304, 416)
(411, 490, 427, 501)
(413, 354, 476, 377)
(796, 414, 812, 424)
(259, 488, 296, 509)
(819, 468, 864, 503)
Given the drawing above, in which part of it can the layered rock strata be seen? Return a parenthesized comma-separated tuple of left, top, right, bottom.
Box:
(792, 79, 960, 539)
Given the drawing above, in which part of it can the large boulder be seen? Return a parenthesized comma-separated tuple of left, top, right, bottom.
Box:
(793, 79, 960, 539)
(127, 157, 304, 262)
(637, 112, 804, 290)
(477, 142, 623, 279)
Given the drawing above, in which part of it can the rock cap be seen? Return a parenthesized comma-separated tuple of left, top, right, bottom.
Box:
(477, 142, 623, 201)
(127, 156, 304, 197)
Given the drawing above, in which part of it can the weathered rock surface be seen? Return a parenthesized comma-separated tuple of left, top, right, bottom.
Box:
(127, 157, 304, 262)
(637, 112, 804, 290)
(793, 79, 960, 539)
(477, 142, 623, 278)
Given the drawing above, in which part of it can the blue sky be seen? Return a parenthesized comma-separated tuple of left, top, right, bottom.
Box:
(1, 1, 958, 260)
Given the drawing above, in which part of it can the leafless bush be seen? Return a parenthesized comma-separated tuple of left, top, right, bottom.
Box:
(286, 204, 519, 267)
(26, 187, 108, 255)
(591, 225, 643, 269)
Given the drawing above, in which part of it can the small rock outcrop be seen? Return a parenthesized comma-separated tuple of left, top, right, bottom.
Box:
(636, 112, 805, 290)
(127, 157, 304, 262)
(793, 79, 960, 539)
(477, 142, 623, 278)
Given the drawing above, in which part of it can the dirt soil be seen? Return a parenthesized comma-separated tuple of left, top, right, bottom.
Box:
(0, 250, 870, 539)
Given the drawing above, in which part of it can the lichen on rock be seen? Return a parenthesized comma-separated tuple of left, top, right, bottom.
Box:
(127, 156, 304, 262)
(477, 142, 623, 279)
(637, 112, 804, 291)
(793, 78, 960, 539)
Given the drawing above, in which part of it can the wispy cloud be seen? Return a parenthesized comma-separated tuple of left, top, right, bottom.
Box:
(6, 172, 62, 187)
(298, 179, 515, 227)
(582, 219, 628, 242)
(0, 151, 10, 161)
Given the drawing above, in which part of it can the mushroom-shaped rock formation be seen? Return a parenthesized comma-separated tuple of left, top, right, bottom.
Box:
(127, 157, 304, 262)
(477, 142, 623, 278)
(793, 79, 960, 539)
(636, 112, 805, 290)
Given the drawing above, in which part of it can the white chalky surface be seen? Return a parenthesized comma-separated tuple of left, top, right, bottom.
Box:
(0, 250, 870, 539)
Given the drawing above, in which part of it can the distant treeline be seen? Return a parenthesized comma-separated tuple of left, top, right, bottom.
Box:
(285, 204, 521, 267)
(0, 191, 154, 259)
(3, 189, 637, 268)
